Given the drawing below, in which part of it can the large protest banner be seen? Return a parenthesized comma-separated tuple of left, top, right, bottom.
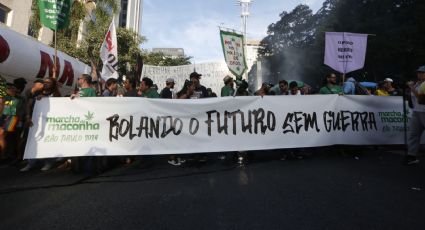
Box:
(324, 32, 368, 74)
(0, 25, 90, 94)
(24, 95, 408, 159)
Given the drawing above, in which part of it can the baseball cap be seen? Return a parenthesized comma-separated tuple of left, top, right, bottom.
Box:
(417, 66, 425, 72)
(384, 78, 393, 83)
(34, 79, 44, 84)
(190, 72, 202, 79)
(223, 75, 233, 83)
(166, 78, 175, 83)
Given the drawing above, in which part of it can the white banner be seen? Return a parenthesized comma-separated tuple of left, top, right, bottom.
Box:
(141, 62, 231, 96)
(220, 30, 247, 78)
(324, 32, 368, 74)
(100, 18, 118, 80)
(0, 25, 91, 94)
(24, 95, 408, 159)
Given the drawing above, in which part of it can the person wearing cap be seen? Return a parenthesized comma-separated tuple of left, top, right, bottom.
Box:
(383, 78, 398, 96)
(375, 81, 390, 96)
(189, 71, 208, 98)
(160, 78, 175, 99)
(221, 75, 235, 97)
(405, 65, 425, 165)
(319, 73, 343, 95)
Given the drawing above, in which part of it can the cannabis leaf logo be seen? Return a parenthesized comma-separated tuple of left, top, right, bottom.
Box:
(84, 111, 94, 121)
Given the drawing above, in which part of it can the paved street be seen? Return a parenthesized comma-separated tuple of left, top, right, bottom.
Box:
(0, 148, 424, 230)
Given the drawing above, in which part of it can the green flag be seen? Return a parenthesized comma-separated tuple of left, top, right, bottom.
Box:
(38, 0, 72, 31)
(219, 30, 247, 80)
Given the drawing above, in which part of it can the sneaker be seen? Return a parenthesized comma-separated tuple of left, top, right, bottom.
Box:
(238, 156, 244, 164)
(41, 163, 53, 171)
(20, 164, 32, 172)
(405, 156, 420, 165)
(168, 159, 181, 166)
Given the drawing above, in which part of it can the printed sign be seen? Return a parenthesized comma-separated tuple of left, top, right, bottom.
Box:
(38, 0, 72, 30)
(220, 30, 247, 78)
(324, 32, 368, 74)
(24, 95, 408, 159)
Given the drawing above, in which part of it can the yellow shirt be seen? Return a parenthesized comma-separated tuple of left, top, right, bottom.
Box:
(419, 82, 425, 94)
(375, 89, 389, 96)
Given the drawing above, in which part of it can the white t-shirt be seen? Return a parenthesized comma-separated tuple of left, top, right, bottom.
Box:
(412, 82, 425, 112)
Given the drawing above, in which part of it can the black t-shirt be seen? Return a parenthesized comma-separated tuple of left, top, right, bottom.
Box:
(160, 87, 172, 99)
(124, 89, 139, 97)
(195, 85, 209, 98)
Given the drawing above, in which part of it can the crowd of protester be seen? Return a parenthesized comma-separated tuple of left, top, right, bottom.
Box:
(0, 65, 423, 173)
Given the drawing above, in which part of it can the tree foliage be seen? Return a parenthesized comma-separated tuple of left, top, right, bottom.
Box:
(258, 0, 425, 85)
(142, 52, 191, 66)
(29, 0, 191, 77)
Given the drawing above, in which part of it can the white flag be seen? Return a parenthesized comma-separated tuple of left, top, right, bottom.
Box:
(100, 18, 119, 80)
(324, 32, 368, 74)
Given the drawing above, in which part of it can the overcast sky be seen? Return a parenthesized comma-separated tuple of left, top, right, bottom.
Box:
(141, 0, 325, 63)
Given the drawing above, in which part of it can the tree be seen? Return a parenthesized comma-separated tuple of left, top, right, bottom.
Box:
(258, 0, 425, 86)
(142, 52, 191, 66)
(29, 0, 191, 78)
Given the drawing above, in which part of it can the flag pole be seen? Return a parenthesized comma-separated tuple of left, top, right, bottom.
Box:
(53, 29, 57, 79)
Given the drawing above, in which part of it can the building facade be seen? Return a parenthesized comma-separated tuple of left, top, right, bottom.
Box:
(0, 0, 32, 35)
(152, 48, 185, 58)
(117, 0, 143, 35)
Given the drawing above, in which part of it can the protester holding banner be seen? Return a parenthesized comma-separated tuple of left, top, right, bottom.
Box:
(0, 82, 22, 164)
(139, 77, 160, 98)
(123, 75, 139, 97)
(221, 75, 235, 97)
(189, 72, 208, 98)
(235, 80, 251, 96)
(375, 81, 390, 96)
(102, 78, 118, 97)
(21, 78, 61, 172)
(405, 66, 425, 165)
(160, 78, 175, 99)
(288, 81, 302, 96)
(319, 73, 343, 95)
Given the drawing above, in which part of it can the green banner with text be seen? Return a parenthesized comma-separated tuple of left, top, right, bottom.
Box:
(38, 0, 72, 31)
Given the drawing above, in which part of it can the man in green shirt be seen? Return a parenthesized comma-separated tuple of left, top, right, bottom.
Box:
(221, 75, 235, 97)
(319, 73, 343, 95)
(72, 74, 96, 98)
(139, 77, 159, 98)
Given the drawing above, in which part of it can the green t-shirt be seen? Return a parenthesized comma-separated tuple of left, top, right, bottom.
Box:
(79, 87, 97, 97)
(319, 85, 343, 95)
(221, 85, 235, 97)
(141, 89, 160, 98)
